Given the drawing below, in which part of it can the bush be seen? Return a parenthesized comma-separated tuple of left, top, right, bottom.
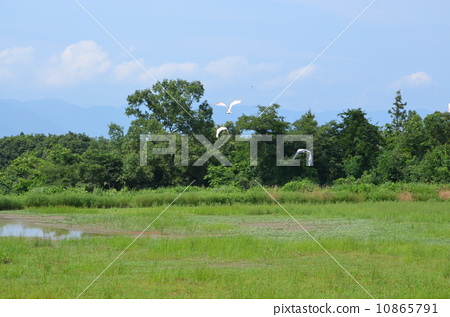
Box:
(365, 189, 397, 201)
(23, 194, 51, 207)
(0, 196, 23, 210)
(400, 183, 439, 201)
(282, 180, 318, 192)
(330, 190, 364, 203)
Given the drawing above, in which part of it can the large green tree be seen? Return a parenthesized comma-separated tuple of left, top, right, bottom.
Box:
(235, 104, 294, 185)
(291, 109, 318, 135)
(124, 79, 215, 188)
(125, 79, 213, 135)
(337, 108, 384, 178)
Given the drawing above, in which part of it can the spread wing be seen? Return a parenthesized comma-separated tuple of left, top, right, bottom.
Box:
(307, 152, 313, 166)
(292, 149, 308, 160)
(216, 102, 229, 110)
(216, 127, 228, 138)
(228, 100, 241, 111)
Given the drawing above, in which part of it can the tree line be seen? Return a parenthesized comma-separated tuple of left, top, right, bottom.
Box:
(0, 79, 449, 194)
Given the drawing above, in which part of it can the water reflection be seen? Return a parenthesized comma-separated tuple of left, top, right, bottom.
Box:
(0, 219, 83, 240)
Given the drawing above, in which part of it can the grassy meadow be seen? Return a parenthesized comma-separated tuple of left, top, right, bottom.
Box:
(0, 197, 449, 298)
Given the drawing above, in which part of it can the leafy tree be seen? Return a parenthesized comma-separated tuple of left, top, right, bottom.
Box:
(119, 153, 154, 189)
(399, 112, 428, 159)
(314, 121, 344, 184)
(235, 104, 293, 185)
(38, 144, 82, 188)
(374, 147, 411, 183)
(108, 123, 125, 151)
(0, 153, 46, 193)
(51, 132, 93, 155)
(337, 108, 384, 178)
(387, 90, 407, 135)
(291, 109, 318, 135)
(125, 79, 212, 134)
(124, 79, 215, 188)
(410, 144, 450, 183)
(78, 146, 123, 190)
(423, 111, 450, 147)
(0, 134, 46, 168)
(236, 104, 289, 135)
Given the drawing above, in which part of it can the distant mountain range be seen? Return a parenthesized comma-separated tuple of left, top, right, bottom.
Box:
(0, 98, 435, 138)
(0, 99, 131, 138)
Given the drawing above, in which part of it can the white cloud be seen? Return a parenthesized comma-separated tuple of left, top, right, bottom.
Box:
(113, 60, 199, 83)
(0, 46, 34, 81)
(0, 46, 34, 64)
(43, 40, 110, 86)
(205, 56, 249, 78)
(390, 71, 433, 89)
(261, 65, 317, 88)
(113, 60, 142, 82)
(142, 62, 199, 81)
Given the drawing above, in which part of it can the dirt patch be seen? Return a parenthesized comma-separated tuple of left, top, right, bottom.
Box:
(207, 261, 259, 268)
(397, 192, 415, 201)
(241, 221, 333, 231)
(438, 190, 450, 201)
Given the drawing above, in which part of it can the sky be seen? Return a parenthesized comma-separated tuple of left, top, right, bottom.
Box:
(1, 0, 449, 119)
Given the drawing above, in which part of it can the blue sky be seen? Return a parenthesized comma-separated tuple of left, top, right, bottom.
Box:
(1, 0, 449, 117)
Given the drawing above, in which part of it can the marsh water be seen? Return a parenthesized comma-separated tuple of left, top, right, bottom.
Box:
(0, 218, 84, 240)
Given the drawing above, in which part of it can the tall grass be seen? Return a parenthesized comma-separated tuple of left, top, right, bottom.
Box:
(0, 183, 448, 211)
(0, 196, 23, 210)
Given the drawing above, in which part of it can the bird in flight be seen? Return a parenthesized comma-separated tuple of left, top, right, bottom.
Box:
(216, 127, 230, 138)
(292, 149, 313, 166)
(216, 100, 241, 114)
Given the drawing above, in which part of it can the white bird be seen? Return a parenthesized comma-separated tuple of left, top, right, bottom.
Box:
(448, 103, 450, 113)
(292, 149, 313, 166)
(216, 127, 230, 138)
(216, 100, 241, 114)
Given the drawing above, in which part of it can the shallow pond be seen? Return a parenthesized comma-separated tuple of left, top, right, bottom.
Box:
(0, 218, 84, 240)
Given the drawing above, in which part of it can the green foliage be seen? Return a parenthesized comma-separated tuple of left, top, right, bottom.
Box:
(236, 104, 290, 135)
(0, 86, 447, 192)
(338, 108, 384, 178)
(291, 109, 318, 135)
(281, 179, 318, 192)
(423, 111, 450, 146)
(386, 90, 407, 134)
(79, 146, 123, 190)
(0, 196, 23, 210)
(125, 79, 212, 134)
(414, 144, 450, 183)
(0, 183, 447, 212)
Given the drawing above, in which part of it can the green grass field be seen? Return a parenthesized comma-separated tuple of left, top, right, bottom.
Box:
(0, 201, 449, 299)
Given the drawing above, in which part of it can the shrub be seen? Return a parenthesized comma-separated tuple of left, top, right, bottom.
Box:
(0, 196, 23, 210)
(282, 180, 318, 192)
(399, 183, 438, 201)
(330, 190, 364, 203)
(365, 189, 397, 201)
(23, 194, 51, 207)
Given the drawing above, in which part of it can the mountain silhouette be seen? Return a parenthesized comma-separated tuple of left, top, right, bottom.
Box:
(0, 99, 434, 137)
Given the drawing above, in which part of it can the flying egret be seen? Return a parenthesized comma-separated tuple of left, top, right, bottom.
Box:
(293, 149, 313, 166)
(215, 127, 230, 138)
(216, 100, 241, 114)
